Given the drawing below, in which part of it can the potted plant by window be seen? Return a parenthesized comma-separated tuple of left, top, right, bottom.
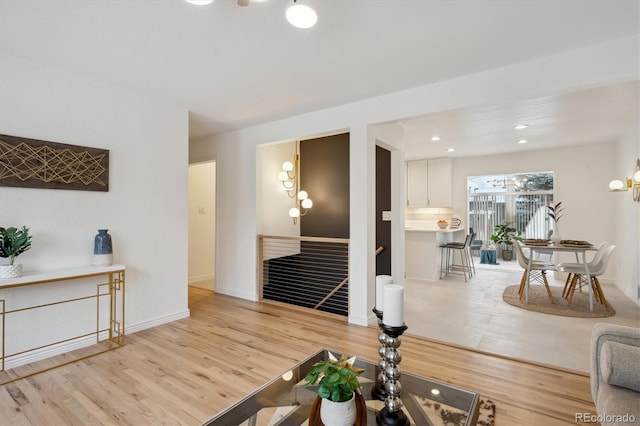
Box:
(304, 351, 364, 426)
(490, 221, 522, 261)
(0, 226, 32, 279)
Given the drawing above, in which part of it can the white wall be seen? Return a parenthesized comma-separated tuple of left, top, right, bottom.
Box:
(0, 54, 189, 366)
(188, 161, 216, 288)
(451, 143, 618, 281)
(189, 36, 639, 325)
(613, 121, 640, 300)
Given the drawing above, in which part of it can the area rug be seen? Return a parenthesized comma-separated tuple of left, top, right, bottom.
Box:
(367, 396, 495, 426)
(412, 395, 495, 426)
(502, 285, 615, 318)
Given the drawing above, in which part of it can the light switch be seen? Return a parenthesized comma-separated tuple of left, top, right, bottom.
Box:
(382, 211, 392, 221)
(198, 206, 206, 214)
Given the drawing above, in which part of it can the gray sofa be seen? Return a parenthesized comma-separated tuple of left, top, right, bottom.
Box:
(590, 323, 640, 426)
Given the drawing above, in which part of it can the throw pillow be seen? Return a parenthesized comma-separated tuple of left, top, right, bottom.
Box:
(600, 341, 640, 393)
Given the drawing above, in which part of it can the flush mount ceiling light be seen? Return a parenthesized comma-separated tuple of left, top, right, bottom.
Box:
(517, 139, 528, 144)
(514, 124, 529, 130)
(286, 0, 317, 29)
(430, 136, 441, 141)
(446, 147, 456, 153)
(185, 0, 214, 5)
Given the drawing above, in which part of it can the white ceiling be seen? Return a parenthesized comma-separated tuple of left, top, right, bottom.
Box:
(397, 80, 640, 160)
(1, 0, 638, 154)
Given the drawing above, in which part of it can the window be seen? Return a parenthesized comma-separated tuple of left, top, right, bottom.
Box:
(467, 172, 555, 247)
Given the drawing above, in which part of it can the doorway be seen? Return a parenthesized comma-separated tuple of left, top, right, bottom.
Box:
(188, 161, 216, 291)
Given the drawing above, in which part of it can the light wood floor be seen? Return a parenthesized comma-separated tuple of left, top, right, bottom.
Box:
(0, 287, 597, 425)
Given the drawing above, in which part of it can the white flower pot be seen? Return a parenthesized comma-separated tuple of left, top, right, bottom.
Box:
(0, 264, 23, 279)
(320, 393, 356, 426)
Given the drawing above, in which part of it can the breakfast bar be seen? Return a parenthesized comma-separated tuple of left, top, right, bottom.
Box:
(405, 228, 465, 281)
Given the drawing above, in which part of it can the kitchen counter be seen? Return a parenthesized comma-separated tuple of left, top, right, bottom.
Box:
(405, 227, 465, 281)
(405, 227, 464, 233)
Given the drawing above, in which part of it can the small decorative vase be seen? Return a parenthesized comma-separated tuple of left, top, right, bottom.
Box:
(0, 264, 23, 279)
(320, 393, 356, 426)
(550, 224, 561, 244)
(93, 229, 113, 266)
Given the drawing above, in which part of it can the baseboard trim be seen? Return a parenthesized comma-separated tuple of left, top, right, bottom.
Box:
(188, 274, 215, 284)
(4, 309, 191, 370)
(215, 287, 258, 301)
(126, 309, 191, 334)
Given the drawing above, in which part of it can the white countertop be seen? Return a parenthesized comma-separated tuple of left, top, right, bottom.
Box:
(405, 227, 465, 233)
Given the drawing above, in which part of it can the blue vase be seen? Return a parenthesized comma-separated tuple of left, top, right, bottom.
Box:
(93, 229, 113, 266)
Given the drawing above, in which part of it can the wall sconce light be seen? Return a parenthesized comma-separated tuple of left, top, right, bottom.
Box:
(279, 143, 312, 223)
(608, 158, 640, 202)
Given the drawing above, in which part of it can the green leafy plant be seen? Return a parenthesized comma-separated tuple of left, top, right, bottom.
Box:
(547, 201, 564, 223)
(304, 352, 363, 402)
(490, 221, 522, 247)
(0, 226, 32, 265)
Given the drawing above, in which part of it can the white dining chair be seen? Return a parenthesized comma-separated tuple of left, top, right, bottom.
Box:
(513, 240, 556, 303)
(557, 242, 607, 298)
(559, 244, 615, 310)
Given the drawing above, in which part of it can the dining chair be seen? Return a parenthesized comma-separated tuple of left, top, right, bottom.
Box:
(560, 244, 615, 310)
(513, 240, 555, 303)
(558, 242, 608, 298)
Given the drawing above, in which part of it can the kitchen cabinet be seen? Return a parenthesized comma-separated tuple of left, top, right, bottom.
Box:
(406, 158, 452, 208)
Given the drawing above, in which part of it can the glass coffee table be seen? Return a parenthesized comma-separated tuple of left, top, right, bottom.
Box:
(203, 348, 479, 426)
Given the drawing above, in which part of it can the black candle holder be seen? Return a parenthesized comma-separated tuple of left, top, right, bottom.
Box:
(376, 323, 410, 426)
(371, 307, 387, 401)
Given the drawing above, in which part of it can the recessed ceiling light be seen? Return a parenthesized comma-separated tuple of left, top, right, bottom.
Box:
(431, 136, 441, 141)
(514, 124, 529, 130)
(517, 139, 528, 144)
(185, 0, 213, 5)
(446, 147, 456, 152)
(286, 0, 318, 29)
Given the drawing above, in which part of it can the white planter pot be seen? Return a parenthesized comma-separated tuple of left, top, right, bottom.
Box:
(320, 393, 356, 426)
(0, 264, 23, 279)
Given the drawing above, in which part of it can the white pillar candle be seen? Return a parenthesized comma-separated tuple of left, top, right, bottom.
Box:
(375, 275, 393, 310)
(382, 284, 404, 326)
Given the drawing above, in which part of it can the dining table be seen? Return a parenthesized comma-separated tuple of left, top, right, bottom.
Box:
(523, 242, 598, 311)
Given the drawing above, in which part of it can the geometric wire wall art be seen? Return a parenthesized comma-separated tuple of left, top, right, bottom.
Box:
(0, 133, 109, 192)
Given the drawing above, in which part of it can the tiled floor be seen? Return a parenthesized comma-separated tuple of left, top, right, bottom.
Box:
(403, 257, 640, 373)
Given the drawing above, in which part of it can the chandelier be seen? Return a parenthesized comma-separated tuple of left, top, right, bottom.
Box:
(487, 176, 528, 189)
(278, 143, 312, 223)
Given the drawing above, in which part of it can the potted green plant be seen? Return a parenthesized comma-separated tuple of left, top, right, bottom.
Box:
(304, 351, 364, 426)
(490, 221, 522, 261)
(0, 226, 32, 279)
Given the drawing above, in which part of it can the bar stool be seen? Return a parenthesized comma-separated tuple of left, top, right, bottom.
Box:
(440, 233, 474, 282)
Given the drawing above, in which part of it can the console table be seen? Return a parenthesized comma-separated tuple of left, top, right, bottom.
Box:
(0, 264, 126, 385)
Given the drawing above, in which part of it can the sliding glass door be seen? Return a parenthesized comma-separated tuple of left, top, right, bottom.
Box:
(467, 172, 555, 249)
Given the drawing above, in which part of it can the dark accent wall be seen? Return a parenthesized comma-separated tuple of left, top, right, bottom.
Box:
(376, 146, 392, 275)
(300, 134, 350, 238)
